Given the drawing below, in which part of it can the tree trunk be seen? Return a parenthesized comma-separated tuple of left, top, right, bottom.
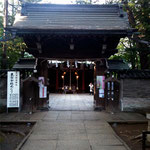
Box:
(2, 0, 8, 69)
(139, 50, 150, 69)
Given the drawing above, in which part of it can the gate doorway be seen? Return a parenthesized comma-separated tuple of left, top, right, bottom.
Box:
(47, 60, 94, 111)
(48, 60, 94, 93)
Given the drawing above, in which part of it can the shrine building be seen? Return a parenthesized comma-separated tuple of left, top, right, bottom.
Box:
(8, 3, 133, 110)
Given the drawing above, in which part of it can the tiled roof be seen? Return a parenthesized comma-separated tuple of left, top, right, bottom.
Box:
(12, 3, 131, 32)
(107, 60, 129, 70)
(119, 70, 150, 79)
(13, 58, 37, 70)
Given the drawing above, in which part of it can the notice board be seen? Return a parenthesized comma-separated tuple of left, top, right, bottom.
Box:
(7, 71, 20, 108)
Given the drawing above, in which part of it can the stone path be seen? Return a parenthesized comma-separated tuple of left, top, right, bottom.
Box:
(49, 94, 94, 111)
(22, 112, 128, 150)
(0, 94, 147, 150)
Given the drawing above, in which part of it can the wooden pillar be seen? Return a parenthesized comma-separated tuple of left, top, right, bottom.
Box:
(37, 59, 49, 108)
(94, 59, 107, 110)
(82, 70, 85, 92)
(56, 69, 59, 91)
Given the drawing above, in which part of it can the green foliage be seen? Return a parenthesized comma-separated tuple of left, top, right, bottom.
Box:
(0, 0, 35, 69)
(128, 0, 150, 40)
(0, 37, 27, 69)
(105, 0, 121, 4)
(110, 38, 141, 69)
(75, 0, 92, 4)
(6, 38, 27, 69)
(110, 0, 150, 69)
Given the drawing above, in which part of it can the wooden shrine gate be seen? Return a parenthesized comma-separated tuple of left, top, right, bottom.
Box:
(8, 3, 133, 110)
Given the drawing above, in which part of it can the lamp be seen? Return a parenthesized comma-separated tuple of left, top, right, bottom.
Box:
(62, 75, 64, 90)
(76, 75, 79, 79)
(76, 75, 79, 90)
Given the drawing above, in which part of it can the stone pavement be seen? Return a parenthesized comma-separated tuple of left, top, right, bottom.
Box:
(49, 94, 93, 111)
(0, 94, 147, 150)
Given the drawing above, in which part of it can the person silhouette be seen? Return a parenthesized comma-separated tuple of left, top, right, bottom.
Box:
(89, 82, 93, 95)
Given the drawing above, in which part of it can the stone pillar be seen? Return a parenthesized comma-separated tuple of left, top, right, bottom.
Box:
(94, 59, 107, 110)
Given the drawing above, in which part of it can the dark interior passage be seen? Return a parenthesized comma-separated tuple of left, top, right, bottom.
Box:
(48, 62, 94, 93)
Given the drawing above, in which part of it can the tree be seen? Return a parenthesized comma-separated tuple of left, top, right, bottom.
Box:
(75, 0, 92, 4)
(105, 0, 121, 4)
(110, 38, 141, 69)
(110, 0, 150, 69)
(123, 0, 150, 69)
(0, 0, 40, 69)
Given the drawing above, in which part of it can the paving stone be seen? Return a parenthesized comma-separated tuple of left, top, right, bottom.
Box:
(71, 114, 85, 120)
(89, 139, 123, 146)
(49, 94, 94, 111)
(56, 140, 91, 150)
(91, 145, 128, 150)
(29, 134, 58, 140)
(1, 94, 147, 150)
(86, 129, 114, 134)
(58, 133, 87, 140)
(21, 140, 57, 150)
(30, 112, 47, 120)
(87, 134, 117, 140)
(58, 129, 87, 134)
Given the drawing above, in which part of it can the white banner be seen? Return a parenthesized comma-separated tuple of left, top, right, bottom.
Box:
(39, 86, 47, 98)
(7, 71, 20, 108)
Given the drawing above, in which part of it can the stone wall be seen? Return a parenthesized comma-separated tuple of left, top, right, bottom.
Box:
(121, 79, 150, 112)
(123, 79, 150, 98)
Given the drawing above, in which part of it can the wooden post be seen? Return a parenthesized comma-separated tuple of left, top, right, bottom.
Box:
(146, 114, 150, 142)
(2, 0, 8, 69)
(37, 59, 49, 108)
(94, 60, 107, 110)
(69, 69, 71, 90)
(56, 69, 59, 91)
(82, 70, 85, 92)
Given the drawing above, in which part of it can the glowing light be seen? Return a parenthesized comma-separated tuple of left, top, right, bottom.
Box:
(76, 75, 79, 79)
